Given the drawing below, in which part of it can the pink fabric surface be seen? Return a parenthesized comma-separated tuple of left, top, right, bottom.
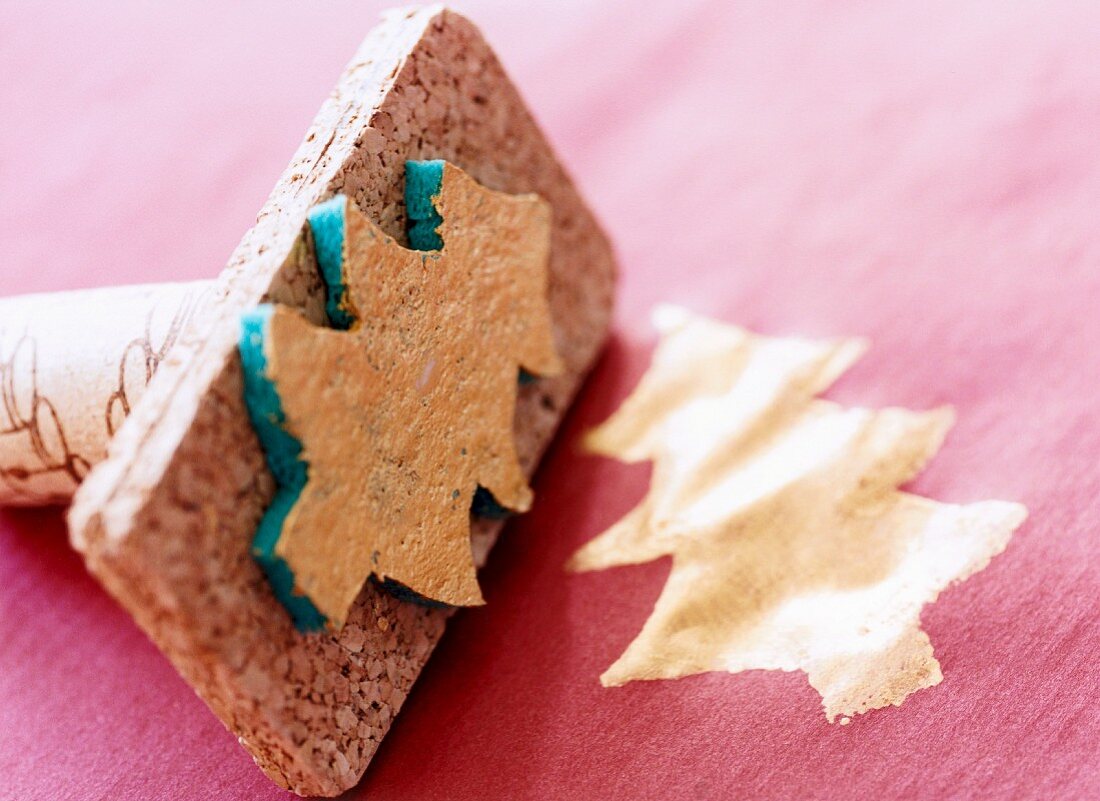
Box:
(2, 1, 1099, 798)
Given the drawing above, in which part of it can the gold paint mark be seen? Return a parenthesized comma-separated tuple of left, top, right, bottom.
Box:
(569, 306, 1026, 722)
(265, 163, 563, 626)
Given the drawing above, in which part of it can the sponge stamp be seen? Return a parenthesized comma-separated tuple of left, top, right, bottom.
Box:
(68, 6, 615, 797)
(240, 160, 562, 630)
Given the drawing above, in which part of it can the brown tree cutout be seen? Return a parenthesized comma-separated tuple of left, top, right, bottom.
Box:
(259, 163, 563, 626)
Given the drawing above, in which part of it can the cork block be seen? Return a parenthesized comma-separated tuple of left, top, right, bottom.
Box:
(67, 6, 616, 797)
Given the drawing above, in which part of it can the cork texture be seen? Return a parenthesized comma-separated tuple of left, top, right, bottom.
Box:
(67, 6, 615, 797)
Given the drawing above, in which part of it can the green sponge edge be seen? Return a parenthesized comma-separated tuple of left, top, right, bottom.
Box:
(238, 305, 327, 632)
(308, 195, 355, 331)
(405, 159, 446, 251)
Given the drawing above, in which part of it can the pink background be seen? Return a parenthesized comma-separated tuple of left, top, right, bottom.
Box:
(2, 1, 1099, 798)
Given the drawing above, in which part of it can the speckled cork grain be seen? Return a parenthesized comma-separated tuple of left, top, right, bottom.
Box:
(66, 6, 615, 797)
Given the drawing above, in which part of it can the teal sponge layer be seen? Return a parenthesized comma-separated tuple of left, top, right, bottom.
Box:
(238, 305, 327, 632)
(405, 159, 445, 251)
(308, 196, 355, 330)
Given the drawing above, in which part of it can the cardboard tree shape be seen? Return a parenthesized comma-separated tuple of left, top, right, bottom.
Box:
(239, 161, 562, 630)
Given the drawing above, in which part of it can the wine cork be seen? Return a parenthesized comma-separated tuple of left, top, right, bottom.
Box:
(0, 281, 213, 505)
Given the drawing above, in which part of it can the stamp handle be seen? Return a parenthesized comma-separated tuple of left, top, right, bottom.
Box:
(0, 281, 214, 505)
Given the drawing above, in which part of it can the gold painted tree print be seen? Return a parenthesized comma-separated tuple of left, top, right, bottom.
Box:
(570, 306, 1026, 722)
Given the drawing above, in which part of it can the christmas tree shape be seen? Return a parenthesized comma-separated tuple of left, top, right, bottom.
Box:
(241, 162, 563, 630)
(570, 306, 1026, 722)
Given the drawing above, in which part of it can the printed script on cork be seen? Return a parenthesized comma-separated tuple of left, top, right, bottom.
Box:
(570, 307, 1026, 722)
(0, 283, 210, 505)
